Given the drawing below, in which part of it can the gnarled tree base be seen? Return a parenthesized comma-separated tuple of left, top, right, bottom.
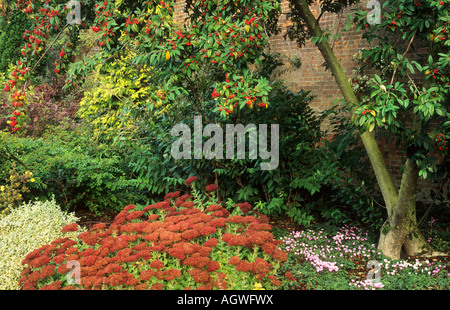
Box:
(403, 230, 431, 257)
(378, 222, 432, 260)
(378, 225, 406, 260)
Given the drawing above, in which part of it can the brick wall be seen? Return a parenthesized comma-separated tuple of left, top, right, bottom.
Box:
(173, 0, 448, 203)
(268, 1, 367, 128)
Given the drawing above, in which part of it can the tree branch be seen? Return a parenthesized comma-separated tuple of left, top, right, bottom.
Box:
(390, 30, 416, 85)
(2, 144, 29, 170)
(291, 0, 398, 212)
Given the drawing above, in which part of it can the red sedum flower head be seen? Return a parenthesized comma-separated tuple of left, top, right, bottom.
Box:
(149, 260, 165, 270)
(205, 184, 218, 192)
(184, 176, 197, 186)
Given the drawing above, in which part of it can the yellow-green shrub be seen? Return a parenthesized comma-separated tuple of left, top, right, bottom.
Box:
(78, 55, 152, 133)
(0, 198, 84, 289)
(0, 162, 34, 215)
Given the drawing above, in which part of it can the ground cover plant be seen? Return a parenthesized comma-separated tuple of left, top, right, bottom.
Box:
(276, 221, 450, 290)
(0, 198, 84, 289)
(18, 179, 288, 290)
(16, 191, 450, 290)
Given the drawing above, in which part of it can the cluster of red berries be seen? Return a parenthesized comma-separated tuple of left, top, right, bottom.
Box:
(361, 109, 375, 115)
(436, 133, 448, 153)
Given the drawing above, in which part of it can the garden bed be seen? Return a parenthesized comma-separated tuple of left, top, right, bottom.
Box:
(73, 207, 450, 290)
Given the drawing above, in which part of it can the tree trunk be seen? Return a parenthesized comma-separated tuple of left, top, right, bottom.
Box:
(403, 202, 430, 256)
(378, 199, 430, 259)
(377, 222, 407, 260)
(292, 0, 431, 260)
(376, 153, 429, 259)
(291, 0, 397, 213)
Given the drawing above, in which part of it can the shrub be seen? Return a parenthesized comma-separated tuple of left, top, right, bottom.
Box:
(77, 50, 325, 225)
(0, 162, 34, 215)
(214, 82, 326, 227)
(1, 125, 141, 215)
(0, 198, 84, 289)
(19, 77, 81, 137)
(0, 11, 47, 76)
(0, 70, 80, 137)
(0, 11, 31, 73)
(18, 179, 287, 290)
(125, 80, 326, 227)
(309, 103, 385, 231)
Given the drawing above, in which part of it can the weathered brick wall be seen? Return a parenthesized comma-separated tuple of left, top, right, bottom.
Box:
(269, 1, 368, 129)
(173, 0, 448, 203)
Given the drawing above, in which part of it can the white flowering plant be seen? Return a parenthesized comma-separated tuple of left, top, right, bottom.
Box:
(0, 198, 84, 289)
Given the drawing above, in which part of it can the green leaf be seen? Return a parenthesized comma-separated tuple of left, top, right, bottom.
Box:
(374, 74, 382, 85)
(406, 62, 415, 74)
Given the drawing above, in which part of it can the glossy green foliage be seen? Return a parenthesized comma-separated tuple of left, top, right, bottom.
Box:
(351, 0, 450, 180)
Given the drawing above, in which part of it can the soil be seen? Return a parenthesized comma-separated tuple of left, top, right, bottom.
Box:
(75, 208, 117, 230)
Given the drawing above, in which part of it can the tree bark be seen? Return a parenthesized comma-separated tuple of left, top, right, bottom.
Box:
(377, 223, 408, 259)
(378, 194, 430, 258)
(403, 210, 430, 256)
(291, 0, 397, 212)
(291, 0, 430, 260)
(377, 158, 429, 258)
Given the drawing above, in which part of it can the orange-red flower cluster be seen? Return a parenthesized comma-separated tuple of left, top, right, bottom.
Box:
(19, 181, 286, 290)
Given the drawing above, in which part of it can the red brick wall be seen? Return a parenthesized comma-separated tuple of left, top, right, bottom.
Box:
(269, 1, 368, 127)
(173, 0, 187, 22)
(173, 0, 448, 203)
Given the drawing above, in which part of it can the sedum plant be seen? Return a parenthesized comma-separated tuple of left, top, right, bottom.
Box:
(18, 178, 287, 290)
(0, 198, 84, 289)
